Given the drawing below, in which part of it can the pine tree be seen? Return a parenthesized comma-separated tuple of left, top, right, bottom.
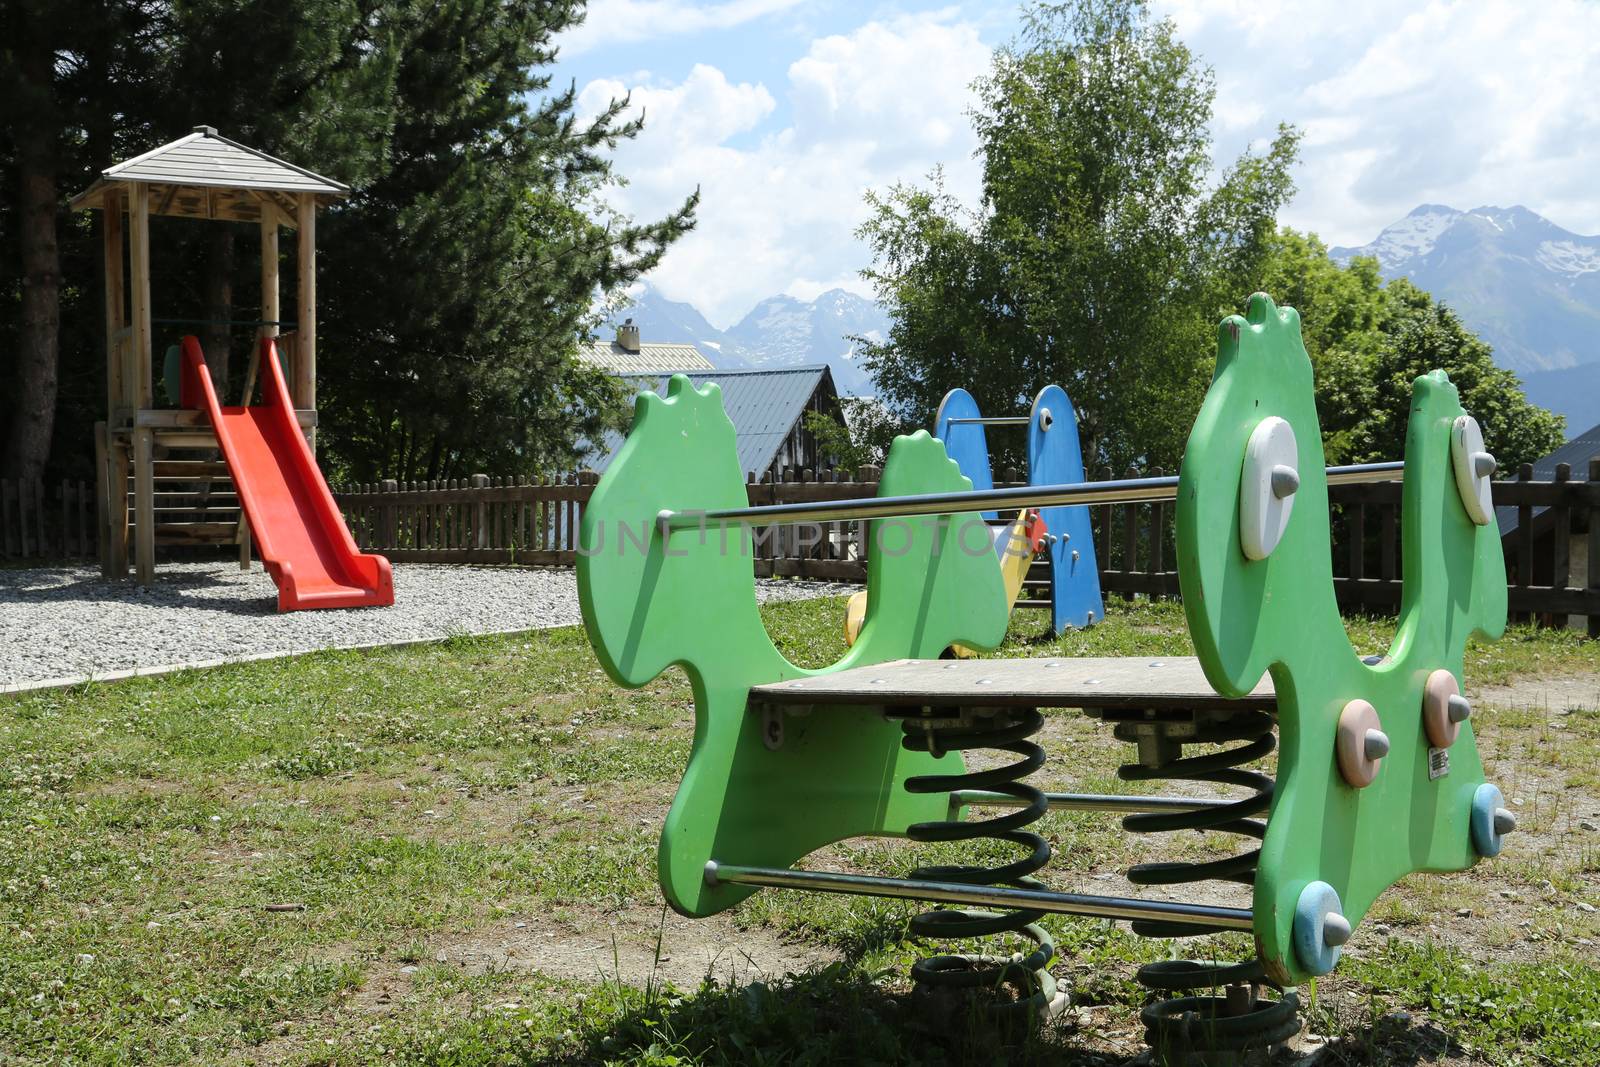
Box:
(0, 0, 696, 483)
(316, 0, 696, 480)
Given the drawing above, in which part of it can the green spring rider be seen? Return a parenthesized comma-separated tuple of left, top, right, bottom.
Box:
(577, 293, 1512, 1059)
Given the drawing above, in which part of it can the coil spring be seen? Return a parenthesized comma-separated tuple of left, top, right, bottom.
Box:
(897, 706, 1061, 1019)
(1112, 708, 1301, 1060)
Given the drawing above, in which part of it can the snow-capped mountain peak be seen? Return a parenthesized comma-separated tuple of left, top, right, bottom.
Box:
(1332, 204, 1459, 272)
(1537, 239, 1600, 276)
(604, 282, 890, 394)
(1327, 203, 1600, 435)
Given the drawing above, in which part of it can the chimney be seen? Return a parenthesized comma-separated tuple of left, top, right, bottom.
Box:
(616, 318, 641, 353)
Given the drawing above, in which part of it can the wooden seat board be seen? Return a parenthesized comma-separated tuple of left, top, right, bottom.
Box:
(750, 655, 1274, 710)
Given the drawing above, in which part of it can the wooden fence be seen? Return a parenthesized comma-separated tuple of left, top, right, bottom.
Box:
(328, 459, 1600, 635)
(6, 462, 1594, 635)
(0, 478, 97, 560)
(330, 474, 600, 566)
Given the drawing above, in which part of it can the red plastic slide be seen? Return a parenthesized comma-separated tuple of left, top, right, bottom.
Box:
(181, 335, 393, 612)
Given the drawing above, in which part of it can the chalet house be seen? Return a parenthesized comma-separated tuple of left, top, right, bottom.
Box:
(578, 318, 713, 374)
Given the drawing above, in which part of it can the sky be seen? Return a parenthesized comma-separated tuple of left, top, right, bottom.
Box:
(553, 0, 1600, 329)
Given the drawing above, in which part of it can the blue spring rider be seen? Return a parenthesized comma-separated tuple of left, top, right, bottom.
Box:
(933, 385, 1104, 631)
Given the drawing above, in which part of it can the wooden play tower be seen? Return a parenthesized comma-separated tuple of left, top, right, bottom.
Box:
(71, 126, 348, 585)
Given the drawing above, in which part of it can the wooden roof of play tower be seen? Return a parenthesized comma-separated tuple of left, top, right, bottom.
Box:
(70, 125, 348, 225)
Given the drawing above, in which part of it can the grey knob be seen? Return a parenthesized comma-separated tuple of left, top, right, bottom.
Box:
(1493, 808, 1517, 835)
(1364, 729, 1391, 761)
(1473, 451, 1497, 479)
(1323, 912, 1353, 947)
(1447, 694, 1472, 724)
(1271, 464, 1301, 499)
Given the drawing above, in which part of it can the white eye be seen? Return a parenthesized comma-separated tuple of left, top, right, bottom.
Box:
(1239, 416, 1299, 560)
(1450, 415, 1495, 526)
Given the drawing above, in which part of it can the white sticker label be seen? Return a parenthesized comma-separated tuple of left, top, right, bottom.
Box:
(1428, 746, 1450, 780)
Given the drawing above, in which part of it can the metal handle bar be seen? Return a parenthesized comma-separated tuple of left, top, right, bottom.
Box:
(704, 861, 1254, 930)
(662, 461, 1405, 531)
(945, 416, 1031, 426)
(954, 790, 1238, 814)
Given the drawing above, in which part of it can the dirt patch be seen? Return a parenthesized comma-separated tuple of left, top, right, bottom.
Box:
(359, 906, 833, 1006)
(1476, 671, 1600, 713)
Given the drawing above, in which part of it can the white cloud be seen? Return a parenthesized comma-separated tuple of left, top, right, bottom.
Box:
(1156, 0, 1600, 245)
(562, 0, 805, 57)
(580, 64, 775, 149)
(578, 12, 993, 326)
(580, 1, 1600, 327)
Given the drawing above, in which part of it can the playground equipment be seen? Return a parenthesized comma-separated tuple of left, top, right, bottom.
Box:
(576, 293, 1510, 1059)
(842, 505, 1046, 655)
(180, 335, 391, 610)
(71, 126, 391, 610)
(935, 385, 1104, 632)
(841, 384, 1097, 648)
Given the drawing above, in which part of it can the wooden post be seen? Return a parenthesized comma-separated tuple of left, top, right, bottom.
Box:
(127, 181, 156, 585)
(1148, 467, 1165, 577)
(134, 427, 155, 584)
(1516, 463, 1534, 624)
(256, 215, 280, 407)
(110, 440, 129, 576)
(237, 515, 252, 571)
(1096, 465, 1114, 565)
(1380, 501, 1397, 584)
(94, 423, 111, 576)
(103, 189, 126, 421)
(472, 473, 489, 550)
(1589, 458, 1600, 640)
(1121, 465, 1138, 584)
(382, 480, 399, 550)
(1552, 463, 1572, 598)
(1348, 502, 1366, 581)
(295, 193, 316, 413)
(129, 182, 153, 410)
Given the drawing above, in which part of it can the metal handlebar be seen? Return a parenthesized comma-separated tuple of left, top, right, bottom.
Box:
(662, 461, 1405, 531)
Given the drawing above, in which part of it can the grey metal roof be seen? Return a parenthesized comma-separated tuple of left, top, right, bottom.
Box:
(590, 365, 835, 477)
(579, 341, 713, 374)
(102, 126, 348, 194)
(1497, 421, 1600, 535)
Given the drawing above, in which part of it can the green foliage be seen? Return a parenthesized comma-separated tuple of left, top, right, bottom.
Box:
(858, 0, 1299, 468)
(1337, 940, 1600, 1065)
(1356, 280, 1566, 468)
(0, 0, 695, 482)
(801, 398, 902, 473)
(1261, 231, 1566, 466)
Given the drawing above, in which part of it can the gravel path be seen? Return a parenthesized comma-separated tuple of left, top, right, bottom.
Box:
(0, 562, 853, 691)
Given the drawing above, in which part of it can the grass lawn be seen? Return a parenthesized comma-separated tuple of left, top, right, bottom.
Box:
(0, 595, 1596, 1065)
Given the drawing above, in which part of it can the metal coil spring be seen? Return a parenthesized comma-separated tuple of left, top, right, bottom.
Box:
(898, 707, 1061, 1018)
(1113, 709, 1300, 1059)
(1115, 711, 1275, 935)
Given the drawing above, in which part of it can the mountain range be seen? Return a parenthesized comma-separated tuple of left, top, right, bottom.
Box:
(612, 203, 1600, 437)
(607, 283, 890, 395)
(1331, 204, 1600, 434)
